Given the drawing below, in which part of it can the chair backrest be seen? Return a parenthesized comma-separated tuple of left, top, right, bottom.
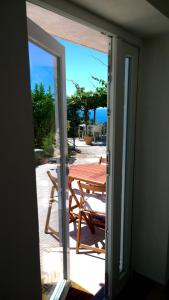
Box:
(92, 124, 103, 133)
(98, 156, 107, 164)
(78, 180, 106, 196)
(47, 171, 58, 191)
(68, 180, 80, 207)
(87, 124, 94, 135)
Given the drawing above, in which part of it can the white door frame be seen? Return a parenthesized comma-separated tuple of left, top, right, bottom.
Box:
(27, 2, 141, 298)
(106, 37, 139, 299)
(27, 18, 70, 299)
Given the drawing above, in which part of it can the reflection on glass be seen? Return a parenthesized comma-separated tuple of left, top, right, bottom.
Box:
(119, 57, 131, 273)
(28, 42, 63, 298)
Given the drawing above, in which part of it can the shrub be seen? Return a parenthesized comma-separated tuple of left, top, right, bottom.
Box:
(42, 132, 55, 157)
(32, 83, 55, 148)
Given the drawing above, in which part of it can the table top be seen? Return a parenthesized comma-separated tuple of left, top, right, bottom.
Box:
(69, 163, 106, 186)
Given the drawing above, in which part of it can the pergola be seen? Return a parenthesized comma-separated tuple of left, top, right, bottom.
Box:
(26, 2, 109, 53)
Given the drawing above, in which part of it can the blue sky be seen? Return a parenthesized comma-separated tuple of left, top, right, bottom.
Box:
(28, 37, 108, 96)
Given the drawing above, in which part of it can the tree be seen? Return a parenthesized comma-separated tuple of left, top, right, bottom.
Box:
(69, 81, 94, 128)
(91, 76, 107, 123)
(67, 77, 107, 150)
(67, 77, 107, 126)
(31, 83, 55, 148)
(67, 95, 81, 150)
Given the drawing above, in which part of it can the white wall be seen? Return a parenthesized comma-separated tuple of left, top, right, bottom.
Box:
(147, 0, 169, 18)
(133, 34, 169, 285)
(2, 0, 169, 296)
(0, 2, 41, 299)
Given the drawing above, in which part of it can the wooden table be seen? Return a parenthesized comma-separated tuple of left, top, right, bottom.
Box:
(69, 163, 106, 187)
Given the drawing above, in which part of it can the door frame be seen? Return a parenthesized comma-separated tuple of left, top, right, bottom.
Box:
(106, 37, 139, 298)
(27, 18, 70, 299)
(27, 2, 141, 299)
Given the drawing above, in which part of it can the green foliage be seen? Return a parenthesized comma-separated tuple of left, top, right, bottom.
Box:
(42, 132, 55, 156)
(67, 76, 107, 130)
(67, 95, 82, 138)
(91, 76, 107, 109)
(31, 83, 55, 148)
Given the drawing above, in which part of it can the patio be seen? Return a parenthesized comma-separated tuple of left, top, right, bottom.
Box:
(36, 138, 106, 296)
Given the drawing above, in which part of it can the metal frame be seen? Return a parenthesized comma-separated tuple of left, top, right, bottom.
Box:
(27, 18, 70, 299)
(105, 36, 118, 300)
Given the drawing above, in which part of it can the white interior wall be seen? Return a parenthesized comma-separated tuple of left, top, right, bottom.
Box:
(147, 0, 169, 19)
(2, 0, 169, 297)
(0, 2, 41, 299)
(133, 34, 169, 284)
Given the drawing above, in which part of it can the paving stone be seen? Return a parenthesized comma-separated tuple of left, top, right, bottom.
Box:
(36, 138, 106, 294)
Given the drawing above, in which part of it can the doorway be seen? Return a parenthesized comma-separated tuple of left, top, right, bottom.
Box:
(27, 4, 109, 298)
(26, 2, 139, 299)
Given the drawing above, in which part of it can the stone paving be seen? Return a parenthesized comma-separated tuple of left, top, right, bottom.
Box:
(68, 137, 106, 164)
(36, 138, 106, 295)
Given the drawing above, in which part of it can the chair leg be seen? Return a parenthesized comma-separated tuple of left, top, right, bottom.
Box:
(44, 201, 52, 233)
(76, 210, 82, 254)
(50, 186, 55, 198)
(83, 212, 95, 234)
(76, 211, 99, 254)
(69, 195, 78, 223)
(69, 195, 72, 213)
(45, 199, 59, 237)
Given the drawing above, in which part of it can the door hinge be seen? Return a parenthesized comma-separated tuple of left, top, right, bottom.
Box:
(106, 228, 109, 237)
(66, 155, 69, 175)
(108, 73, 112, 84)
(108, 60, 112, 84)
(66, 167, 69, 176)
(107, 108, 111, 117)
(108, 43, 112, 84)
(106, 150, 110, 176)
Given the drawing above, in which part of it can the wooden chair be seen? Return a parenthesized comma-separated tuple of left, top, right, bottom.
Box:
(45, 171, 59, 235)
(97, 156, 107, 196)
(98, 156, 107, 164)
(91, 124, 103, 143)
(45, 172, 80, 235)
(76, 181, 106, 254)
(68, 180, 80, 223)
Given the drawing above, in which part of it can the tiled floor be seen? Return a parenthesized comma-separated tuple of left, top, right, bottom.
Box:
(36, 139, 106, 296)
(90, 274, 169, 300)
(115, 274, 169, 300)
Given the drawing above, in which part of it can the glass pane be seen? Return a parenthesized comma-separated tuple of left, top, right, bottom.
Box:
(28, 42, 63, 298)
(119, 57, 131, 273)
